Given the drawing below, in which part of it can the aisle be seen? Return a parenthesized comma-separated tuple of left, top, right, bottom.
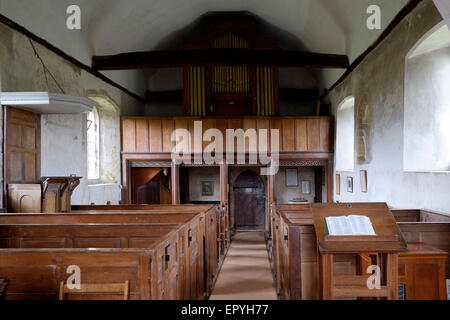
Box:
(209, 231, 278, 300)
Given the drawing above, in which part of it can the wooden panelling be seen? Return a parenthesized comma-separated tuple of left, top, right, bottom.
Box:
(271, 119, 282, 151)
(282, 119, 295, 151)
(4, 107, 40, 187)
(257, 119, 270, 152)
(122, 119, 136, 152)
(122, 117, 334, 154)
(135, 119, 149, 152)
(307, 119, 320, 151)
(149, 120, 163, 152)
(162, 120, 174, 152)
(295, 119, 308, 151)
(319, 118, 332, 152)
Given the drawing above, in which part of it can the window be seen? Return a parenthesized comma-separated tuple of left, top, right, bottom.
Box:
(404, 22, 450, 172)
(87, 107, 100, 181)
(335, 97, 355, 172)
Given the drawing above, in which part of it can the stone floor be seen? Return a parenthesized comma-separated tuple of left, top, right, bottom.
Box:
(209, 231, 278, 300)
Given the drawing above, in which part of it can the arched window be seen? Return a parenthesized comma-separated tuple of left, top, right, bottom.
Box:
(404, 22, 450, 172)
(87, 107, 100, 181)
(335, 97, 355, 172)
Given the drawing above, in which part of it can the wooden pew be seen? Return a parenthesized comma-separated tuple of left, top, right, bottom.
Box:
(392, 209, 450, 222)
(0, 212, 197, 224)
(71, 204, 214, 212)
(0, 206, 217, 300)
(0, 248, 153, 300)
(270, 205, 449, 300)
(398, 222, 450, 277)
(71, 205, 222, 296)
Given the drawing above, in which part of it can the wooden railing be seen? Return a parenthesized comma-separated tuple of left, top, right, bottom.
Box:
(121, 116, 334, 154)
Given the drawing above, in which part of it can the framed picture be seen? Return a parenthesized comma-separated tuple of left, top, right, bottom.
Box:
(201, 181, 214, 196)
(336, 174, 341, 195)
(301, 180, 311, 194)
(285, 168, 298, 187)
(360, 170, 368, 193)
(347, 176, 353, 193)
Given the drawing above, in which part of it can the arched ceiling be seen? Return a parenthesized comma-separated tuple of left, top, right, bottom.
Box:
(0, 0, 410, 97)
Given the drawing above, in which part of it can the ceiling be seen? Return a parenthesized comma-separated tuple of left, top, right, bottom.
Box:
(0, 0, 411, 98)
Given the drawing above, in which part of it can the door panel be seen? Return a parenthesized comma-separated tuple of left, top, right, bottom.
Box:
(233, 170, 265, 229)
(4, 107, 41, 185)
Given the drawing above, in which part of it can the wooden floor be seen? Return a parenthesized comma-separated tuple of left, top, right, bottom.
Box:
(210, 231, 278, 300)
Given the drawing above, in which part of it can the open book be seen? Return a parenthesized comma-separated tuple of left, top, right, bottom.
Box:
(325, 215, 376, 236)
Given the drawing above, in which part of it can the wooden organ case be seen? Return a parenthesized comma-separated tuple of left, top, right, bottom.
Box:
(183, 14, 279, 117)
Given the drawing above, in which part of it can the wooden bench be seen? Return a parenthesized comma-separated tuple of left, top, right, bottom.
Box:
(0, 248, 153, 300)
(71, 204, 214, 212)
(0, 206, 218, 299)
(392, 209, 450, 222)
(0, 212, 197, 224)
(70, 204, 224, 293)
(270, 204, 320, 300)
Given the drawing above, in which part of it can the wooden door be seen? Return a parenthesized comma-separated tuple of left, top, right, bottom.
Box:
(4, 107, 41, 196)
(233, 170, 265, 229)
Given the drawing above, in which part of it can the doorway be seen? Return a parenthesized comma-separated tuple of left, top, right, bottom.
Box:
(233, 170, 265, 230)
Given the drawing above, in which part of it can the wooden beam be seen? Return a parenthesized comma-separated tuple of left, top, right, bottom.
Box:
(93, 49, 349, 70)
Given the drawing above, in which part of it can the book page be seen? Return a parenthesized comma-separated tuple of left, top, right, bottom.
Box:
(325, 216, 353, 235)
(348, 215, 376, 235)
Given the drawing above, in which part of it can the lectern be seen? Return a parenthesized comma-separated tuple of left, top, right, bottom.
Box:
(312, 203, 407, 300)
(41, 176, 81, 213)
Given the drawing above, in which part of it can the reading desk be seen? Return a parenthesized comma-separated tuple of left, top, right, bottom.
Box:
(312, 203, 407, 300)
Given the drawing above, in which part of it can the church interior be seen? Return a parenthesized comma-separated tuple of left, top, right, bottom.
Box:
(0, 0, 449, 301)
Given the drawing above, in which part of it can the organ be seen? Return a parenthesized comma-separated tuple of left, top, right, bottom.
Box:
(183, 14, 279, 117)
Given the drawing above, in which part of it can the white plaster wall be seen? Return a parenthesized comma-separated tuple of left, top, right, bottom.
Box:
(404, 46, 450, 172)
(188, 167, 220, 202)
(41, 114, 89, 204)
(275, 167, 315, 204)
(328, 0, 450, 214)
(88, 183, 121, 205)
(0, 22, 145, 205)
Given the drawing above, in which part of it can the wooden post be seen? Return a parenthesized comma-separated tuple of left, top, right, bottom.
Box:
(171, 161, 180, 205)
(321, 253, 334, 300)
(220, 163, 228, 205)
(386, 253, 398, 300)
(326, 159, 333, 203)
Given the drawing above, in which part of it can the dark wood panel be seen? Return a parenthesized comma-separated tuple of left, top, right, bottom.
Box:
(4, 107, 41, 191)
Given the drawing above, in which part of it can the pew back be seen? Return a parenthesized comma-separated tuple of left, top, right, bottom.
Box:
(0, 248, 153, 300)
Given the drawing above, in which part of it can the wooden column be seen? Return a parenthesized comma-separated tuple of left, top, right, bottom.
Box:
(220, 163, 230, 248)
(171, 161, 180, 205)
(220, 163, 228, 205)
(320, 253, 334, 300)
(326, 159, 334, 203)
(267, 173, 276, 239)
